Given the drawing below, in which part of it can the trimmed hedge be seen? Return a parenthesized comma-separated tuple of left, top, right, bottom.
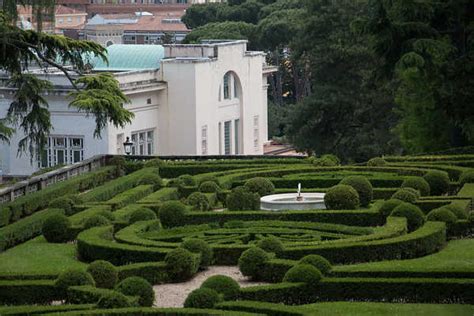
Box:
(390, 203, 425, 232)
(0, 280, 61, 304)
(104, 185, 154, 211)
(87, 260, 118, 289)
(43, 213, 72, 243)
(423, 170, 450, 196)
(0, 304, 95, 315)
(67, 285, 138, 306)
(164, 248, 200, 282)
(201, 275, 240, 300)
(184, 288, 221, 309)
(401, 177, 431, 196)
(115, 276, 154, 307)
(339, 176, 373, 207)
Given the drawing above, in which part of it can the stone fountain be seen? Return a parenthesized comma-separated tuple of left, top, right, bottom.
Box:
(260, 183, 326, 211)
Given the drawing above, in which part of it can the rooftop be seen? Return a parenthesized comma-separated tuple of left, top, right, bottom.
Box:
(91, 44, 164, 72)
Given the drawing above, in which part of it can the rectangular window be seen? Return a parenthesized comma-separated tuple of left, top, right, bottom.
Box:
(253, 115, 259, 150)
(223, 73, 230, 100)
(131, 129, 155, 156)
(234, 119, 240, 154)
(67, 17, 72, 23)
(201, 125, 208, 155)
(218, 122, 222, 155)
(224, 121, 231, 155)
(38, 135, 84, 168)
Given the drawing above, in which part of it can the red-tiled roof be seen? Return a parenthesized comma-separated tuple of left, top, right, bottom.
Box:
(55, 5, 86, 16)
(122, 14, 189, 32)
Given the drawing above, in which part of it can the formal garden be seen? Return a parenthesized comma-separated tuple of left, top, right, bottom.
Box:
(0, 154, 473, 315)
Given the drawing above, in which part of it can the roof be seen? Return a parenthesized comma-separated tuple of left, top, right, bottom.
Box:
(55, 5, 86, 16)
(122, 14, 189, 32)
(91, 44, 164, 72)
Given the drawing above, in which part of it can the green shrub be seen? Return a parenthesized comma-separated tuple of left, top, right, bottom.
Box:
(143, 158, 165, 168)
(96, 210, 115, 221)
(55, 269, 95, 290)
(367, 157, 387, 166)
(200, 275, 240, 300)
(379, 199, 404, 218)
(391, 188, 418, 203)
(129, 208, 157, 224)
(390, 203, 425, 232)
(223, 220, 246, 228)
(423, 170, 450, 195)
(87, 260, 118, 289)
(177, 174, 196, 186)
(339, 176, 373, 207)
(108, 156, 127, 176)
(83, 215, 110, 230)
(199, 181, 220, 193)
(299, 255, 332, 275)
(257, 237, 283, 255)
(181, 238, 213, 269)
(238, 247, 271, 280)
(460, 170, 474, 185)
(184, 288, 221, 309)
(198, 175, 219, 186)
(138, 173, 163, 189)
(324, 185, 360, 210)
(401, 177, 430, 196)
(445, 204, 468, 220)
(282, 264, 322, 286)
(226, 187, 260, 211)
(164, 248, 199, 282)
(159, 201, 187, 228)
(115, 277, 154, 307)
(186, 192, 211, 211)
(310, 154, 340, 166)
(403, 187, 421, 199)
(426, 207, 458, 225)
(244, 177, 275, 197)
(97, 291, 131, 309)
(42, 214, 71, 243)
(48, 197, 74, 215)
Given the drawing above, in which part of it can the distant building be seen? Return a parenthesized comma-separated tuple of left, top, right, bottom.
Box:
(0, 41, 276, 176)
(17, 5, 87, 34)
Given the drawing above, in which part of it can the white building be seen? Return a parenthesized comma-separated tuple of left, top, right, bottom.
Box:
(0, 40, 276, 176)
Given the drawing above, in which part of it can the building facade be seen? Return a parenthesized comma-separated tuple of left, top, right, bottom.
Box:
(0, 41, 275, 176)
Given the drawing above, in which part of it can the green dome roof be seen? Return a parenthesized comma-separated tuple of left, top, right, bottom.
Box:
(91, 44, 164, 71)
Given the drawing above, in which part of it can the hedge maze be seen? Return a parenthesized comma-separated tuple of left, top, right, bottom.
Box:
(0, 155, 473, 315)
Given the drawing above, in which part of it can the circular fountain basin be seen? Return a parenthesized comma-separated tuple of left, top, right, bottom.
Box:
(260, 193, 326, 211)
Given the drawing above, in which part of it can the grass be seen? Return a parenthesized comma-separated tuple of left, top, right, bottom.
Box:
(0, 236, 86, 277)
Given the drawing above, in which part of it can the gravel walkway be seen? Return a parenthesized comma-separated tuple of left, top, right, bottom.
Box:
(153, 266, 268, 308)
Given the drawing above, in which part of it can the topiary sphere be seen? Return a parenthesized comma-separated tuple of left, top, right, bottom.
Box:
(378, 199, 404, 218)
(177, 174, 196, 186)
(55, 269, 95, 290)
(283, 264, 322, 286)
(244, 177, 275, 197)
(367, 157, 387, 167)
(257, 237, 284, 255)
(186, 192, 211, 211)
(444, 204, 468, 220)
(299, 255, 332, 275)
(42, 214, 71, 243)
(181, 238, 213, 269)
(83, 215, 110, 230)
(423, 170, 450, 196)
(159, 201, 187, 228)
(339, 176, 373, 207)
(401, 177, 430, 196)
(238, 247, 271, 280)
(183, 288, 221, 309)
(138, 173, 163, 189)
(97, 291, 131, 309)
(115, 276, 154, 307)
(403, 187, 421, 199)
(390, 202, 425, 232)
(49, 197, 74, 215)
(226, 186, 260, 211)
(143, 158, 165, 168)
(164, 248, 199, 282)
(460, 170, 474, 185)
(324, 184, 360, 210)
(391, 188, 418, 204)
(87, 260, 118, 289)
(200, 275, 240, 300)
(129, 207, 157, 224)
(426, 207, 458, 225)
(199, 181, 220, 193)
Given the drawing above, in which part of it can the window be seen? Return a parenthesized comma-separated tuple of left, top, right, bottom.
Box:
(77, 17, 81, 23)
(218, 122, 222, 154)
(67, 17, 72, 23)
(253, 115, 259, 150)
(223, 73, 230, 100)
(58, 18, 64, 24)
(131, 129, 155, 156)
(234, 119, 240, 154)
(234, 76, 238, 98)
(147, 98, 152, 105)
(116, 133, 124, 155)
(39, 135, 84, 168)
(224, 121, 231, 155)
(201, 125, 208, 155)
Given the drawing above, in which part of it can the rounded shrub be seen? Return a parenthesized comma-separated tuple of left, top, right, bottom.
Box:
(391, 188, 418, 203)
(299, 255, 332, 275)
(238, 247, 271, 279)
(244, 177, 275, 197)
(87, 260, 118, 289)
(257, 237, 284, 255)
(339, 176, 373, 207)
(129, 207, 157, 224)
(311, 154, 340, 166)
(55, 269, 95, 290)
(403, 187, 421, 199)
(186, 192, 211, 211)
(379, 199, 404, 218)
(97, 291, 131, 309)
(159, 201, 187, 228)
(96, 210, 115, 221)
(184, 288, 221, 309)
(198, 175, 219, 186)
(460, 170, 474, 185)
(181, 238, 213, 269)
(426, 207, 458, 225)
(49, 197, 74, 215)
(42, 214, 71, 243)
(83, 215, 110, 230)
(138, 173, 163, 189)
(401, 177, 430, 196)
(390, 202, 425, 232)
(177, 174, 196, 186)
(423, 170, 450, 196)
(226, 187, 260, 211)
(199, 181, 220, 193)
(164, 248, 199, 282)
(444, 204, 468, 220)
(115, 276, 154, 307)
(324, 184, 360, 210)
(143, 158, 165, 168)
(367, 157, 387, 167)
(201, 275, 240, 300)
(283, 264, 322, 286)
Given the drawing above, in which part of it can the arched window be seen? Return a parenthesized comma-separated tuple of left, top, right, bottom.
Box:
(221, 72, 240, 101)
(223, 73, 231, 100)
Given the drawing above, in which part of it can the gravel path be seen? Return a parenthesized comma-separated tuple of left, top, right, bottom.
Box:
(153, 266, 268, 308)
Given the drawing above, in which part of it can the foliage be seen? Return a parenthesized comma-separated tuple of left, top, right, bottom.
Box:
(299, 255, 332, 275)
(97, 291, 131, 309)
(257, 237, 284, 255)
(423, 171, 450, 196)
(129, 208, 157, 224)
(238, 247, 271, 280)
(324, 185, 360, 210)
(177, 175, 196, 187)
(143, 158, 165, 168)
(367, 157, 387, 167)
(391, 189, 418, 204)
(426, 208, 457, 225)
(48, 197, 74, 216)
(244, 177, 275, 196)
(55, 269, 95, 290)
(42, 214, 71, 243)
(87, 260, 118, 289)
(115, 276, 154, 307)
(199, 181, 220, 193)
(83, 215, 110, 230)
(181, 238, 214, 269)
(200, 275, 240, 300)
(159, 201, 187, 228)
(138, 173, 163, 190)
(339, 176, 373, 207)
(401, 177, 431, 196)
(226, 186, 260, 211)
(183, 288, 222, 309)
(390, 203, 426, 232)
(379, 199, 404, 218)
(186, 192, 211, 211)
(282, 263, 322, 286)
(460, 170, 474, 185)
(444, 204, 468, 220)
(164, 248, 199, 282)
